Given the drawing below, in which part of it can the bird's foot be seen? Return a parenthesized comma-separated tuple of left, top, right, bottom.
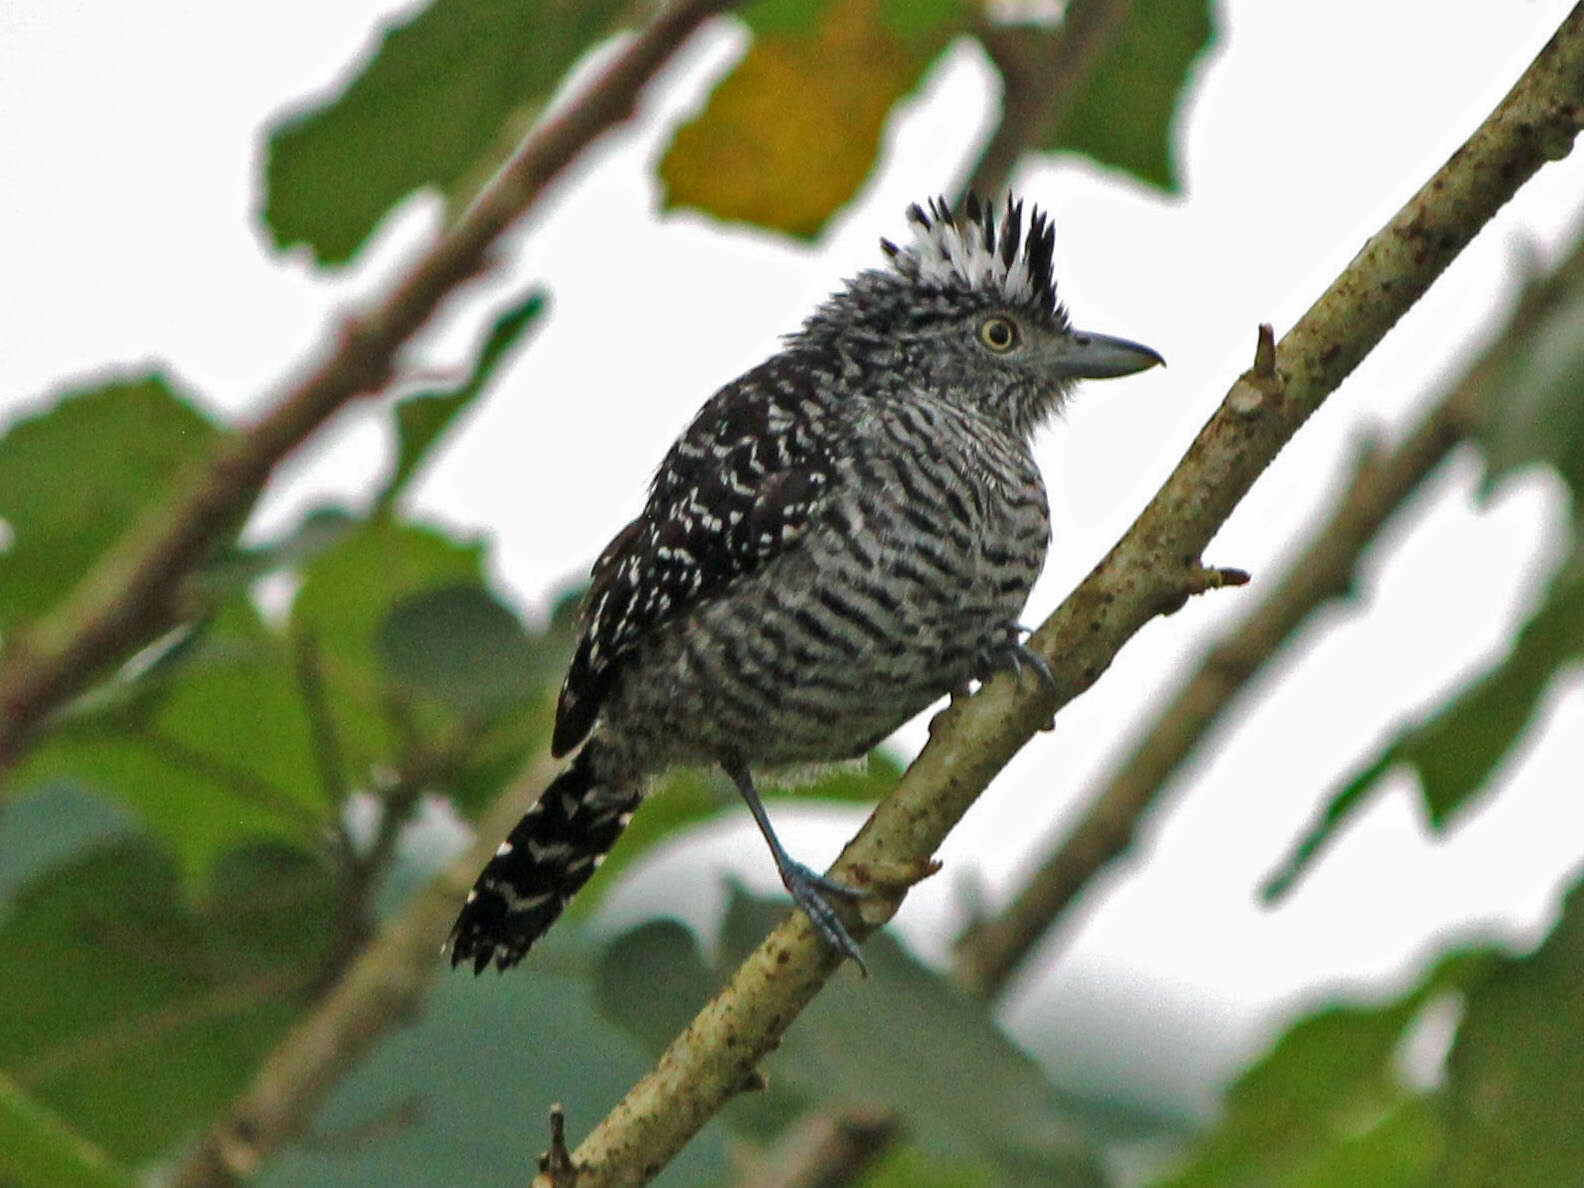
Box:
(976, 624, 1057, 694)
(781, 859, 869, 974)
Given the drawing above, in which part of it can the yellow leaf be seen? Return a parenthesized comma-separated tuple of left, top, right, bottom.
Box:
(661, 0, 949, 238)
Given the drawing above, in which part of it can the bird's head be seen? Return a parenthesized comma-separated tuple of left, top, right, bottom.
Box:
(794, 194, 1162, 437)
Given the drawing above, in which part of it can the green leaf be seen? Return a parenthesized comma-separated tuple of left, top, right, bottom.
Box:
(0, 829, 335, 1164)
(0, 373, 219, 635)
(1436, 878, 1584, 1186)
(741, 0, 964, 44)
(263, 0, 630, 264)
(415, 582, 580, 820)
(1477, 273, 1584, 500)
(260, 928, 728, 1187)
(375, 583, 542, 720)
(741, 0, 824, 35)
(596, 891, 1108, 1187)
(879, 0, 964, 47)
(0, 1073, 133, 1188)
(1038, 0, 1214, 192)
(1263, 538, 1584, 901)
(195, 504, 358, 600)
(10, 597, 328, 887)
(659, 0, 962, 238)
(0, 785, 136, 910)
(1285, 1099, 1444, 1188)
(1150, 954, 1487, 1188)
(592, 919, 716, 1055)
(378, 291, 547, 510)
(569, 749, 903, 915)
(289, 517, 486, 780)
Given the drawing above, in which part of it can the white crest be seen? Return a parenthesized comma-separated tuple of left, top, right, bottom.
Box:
(881, 195, 1063, 321)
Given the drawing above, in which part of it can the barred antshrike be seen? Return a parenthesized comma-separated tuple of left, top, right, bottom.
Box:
(448, 194, 1161, 973)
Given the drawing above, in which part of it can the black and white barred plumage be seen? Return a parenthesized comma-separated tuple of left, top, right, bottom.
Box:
(449, 194, 1161, 973)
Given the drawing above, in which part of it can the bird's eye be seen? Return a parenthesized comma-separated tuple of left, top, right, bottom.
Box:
(978, 316, 1020, 352)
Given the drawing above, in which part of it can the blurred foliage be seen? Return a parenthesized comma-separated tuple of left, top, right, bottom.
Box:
(1157, 876, 1584, 1187)
(262, 0, 1213, 253)
(1436, 877, 1584, 1185)
(4, 0, 1582, 1184)
(1038, 0, 1211, 192)
(659, 0, 960, 237)
(660, 0, 1212, 236)
(12, 595, 329, 888)
(1481, 275, 1584, 494)
(1266, 264, 1584, 901)
(0, 1070, 131, 1188)
(264, 0, 630, 263)
(378, 290, 547, 510)
(0, 824, 336, 1162)
(0, 375, 220, 633)
(254, 932, 731, 1187)
(597, 890, 1111, 1187)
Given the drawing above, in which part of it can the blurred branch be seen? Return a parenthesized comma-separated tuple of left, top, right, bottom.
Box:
(963, 0, 1135, 200)
(292, 630, 350, 808)
(729, 1107, 900, 1188)
(308, 763, 429, 1001)
(0, 0, 735, 789)
(538, 11, 1584, 1185)
(951, 223, 1584, 1000)
(167, 751, 557, 1188)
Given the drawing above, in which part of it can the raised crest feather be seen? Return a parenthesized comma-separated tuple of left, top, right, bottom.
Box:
(886, 193, 1065, 323)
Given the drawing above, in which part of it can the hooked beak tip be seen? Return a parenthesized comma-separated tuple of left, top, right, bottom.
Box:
(1063, 331, 1164, 380)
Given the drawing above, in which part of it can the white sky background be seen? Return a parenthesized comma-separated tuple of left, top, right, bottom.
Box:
(5, 0, 1584, 1114)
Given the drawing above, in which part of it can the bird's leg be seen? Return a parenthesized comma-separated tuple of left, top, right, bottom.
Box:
(722, 757, 868, 972)
(975, 623, 1058, 694)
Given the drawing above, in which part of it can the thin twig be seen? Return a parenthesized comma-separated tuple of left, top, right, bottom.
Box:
(16, 971, 307, 1088)
(167, 751, 559, 1188)
(109, 723, 323, 831)
(291, 630, 350, 809)
(538, 11, 1584, 1184)
(0, 0, 736, 787)
(306, 766, 429, 1000)
(950, 228, 1584, 999)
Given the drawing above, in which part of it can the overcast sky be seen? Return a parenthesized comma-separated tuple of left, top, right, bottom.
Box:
(4, 0, 1584, 1109)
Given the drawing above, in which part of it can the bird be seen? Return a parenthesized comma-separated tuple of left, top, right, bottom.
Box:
(447, 193, 1162, 974)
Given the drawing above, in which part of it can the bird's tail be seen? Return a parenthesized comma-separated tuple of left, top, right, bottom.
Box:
(448, 741, 640, 974)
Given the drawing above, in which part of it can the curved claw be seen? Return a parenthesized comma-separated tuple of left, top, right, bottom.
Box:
(782, 860, 868, 975)
(977, 625, 1058, 695)
(1009, 641, 1057, 693)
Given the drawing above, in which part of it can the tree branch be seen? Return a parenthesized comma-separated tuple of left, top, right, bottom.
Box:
(0, 0, 735, 785)
(727, 1107, 900, 1188)
(539, 11, 1584, 1184)
(167, 751, 558, 1188)
(950, 225, 1584, 1000)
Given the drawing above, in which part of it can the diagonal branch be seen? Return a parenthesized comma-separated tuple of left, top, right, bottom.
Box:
(542, 9, 1584, 1184)
(168, 751, 558, 1188)
(0, 0, 736, 786)
(950, 223, 1584, 1001)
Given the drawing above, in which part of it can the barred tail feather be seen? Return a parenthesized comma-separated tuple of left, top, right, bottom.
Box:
(448, 742, 639, 974)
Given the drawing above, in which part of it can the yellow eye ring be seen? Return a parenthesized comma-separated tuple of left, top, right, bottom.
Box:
(978, 316, 1019, 352)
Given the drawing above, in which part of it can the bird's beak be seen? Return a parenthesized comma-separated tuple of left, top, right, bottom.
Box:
(1057, 331, 1165, 380)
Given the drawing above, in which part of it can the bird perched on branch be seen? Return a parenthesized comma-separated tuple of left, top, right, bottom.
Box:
(448, 194, 1162, 974)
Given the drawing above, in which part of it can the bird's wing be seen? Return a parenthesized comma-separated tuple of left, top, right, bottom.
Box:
(551, 357, 841, 756)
